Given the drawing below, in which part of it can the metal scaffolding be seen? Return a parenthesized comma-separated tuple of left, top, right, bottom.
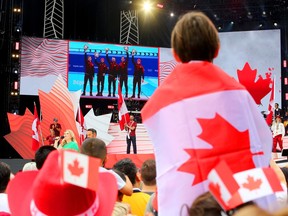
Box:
(43, 0, 64, 39)
(120, 10, 139, 45)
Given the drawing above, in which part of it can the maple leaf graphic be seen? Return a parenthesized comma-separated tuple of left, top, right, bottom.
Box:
(237, 62, 272, 105)
(178, 113, 263, 186)
(242, 175, 262, 191)
(68, 159, 84, 176)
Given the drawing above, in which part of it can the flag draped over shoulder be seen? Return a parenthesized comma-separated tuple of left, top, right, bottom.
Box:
(266, 78, 275, 125)
(141, 62, 272, 216)
(32, 104, 40, 151)
(118, 83, 130, 131)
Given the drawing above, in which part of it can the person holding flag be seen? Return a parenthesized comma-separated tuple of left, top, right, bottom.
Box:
(141, 11, 272, 215)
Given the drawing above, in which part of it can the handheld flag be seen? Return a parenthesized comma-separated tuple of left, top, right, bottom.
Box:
(118, 83, 130, 130)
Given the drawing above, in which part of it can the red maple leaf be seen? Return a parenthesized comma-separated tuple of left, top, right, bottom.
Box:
(237, 62, 272, 105)
(68, 159, 84, 176)
(178, 113, 263, 186)
(242, 175, 262, 191)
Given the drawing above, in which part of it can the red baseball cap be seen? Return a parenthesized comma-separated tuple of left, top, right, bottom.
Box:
(7, 150, 117, 216)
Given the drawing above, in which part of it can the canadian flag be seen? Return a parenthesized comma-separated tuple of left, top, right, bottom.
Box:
(141, 62, 272, 215)
(77, 105, 86, 145)
(266, 78, 275, 125)
(31, 103, 40, 151)
(61, 150, 100, 191)
(208, 161, 283, 210)
(208, 161, 239, 210)
(118, 83, 130, 130)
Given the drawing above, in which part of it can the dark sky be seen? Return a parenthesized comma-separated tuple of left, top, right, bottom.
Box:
(22, 0, 176, 47)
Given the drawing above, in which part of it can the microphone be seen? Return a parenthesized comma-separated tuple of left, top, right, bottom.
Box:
(53, 136, 64, 141)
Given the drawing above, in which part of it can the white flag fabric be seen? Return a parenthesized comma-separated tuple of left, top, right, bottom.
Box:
(141, 62, 272, 216)
(61, 150, 100, 191)
(118, 83, 130, 130)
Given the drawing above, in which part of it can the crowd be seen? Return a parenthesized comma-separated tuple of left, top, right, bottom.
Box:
(2, 10, 288, 216)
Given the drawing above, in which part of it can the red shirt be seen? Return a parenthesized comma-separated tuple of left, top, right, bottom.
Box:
(128, 121, 137, 136)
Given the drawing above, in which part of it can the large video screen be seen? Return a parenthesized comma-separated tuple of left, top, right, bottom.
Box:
(68, 42, 159, 99)
(20, 29, 281, 111)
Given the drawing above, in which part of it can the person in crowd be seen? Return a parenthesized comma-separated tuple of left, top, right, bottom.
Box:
(119, 46, 129, 98)
(86, 128, 97, 138)
(80, 137, 133, 196)
(140, 159, 156, 195)
(275, 103, 283, 118)
(106, 48, 119, 97)
(0, 162, 12, 214)
(22, 162, 37, 171)
(94, 52, 108, 96)
(82, 45, 95, 96)
(113, 158, 150, 216)
(145, 191, 158, 216)
(49, 117, 62, 137)
(141, 11, 273, 216)
(125, 115, 137, 154)
(131, 50, 144, 98)
(35, 145, 57, 169)
(55, 129, 79, 151)
(271, 116, 285, 152)
(7, 150, 118, 216)
(112, 169, 131, 216)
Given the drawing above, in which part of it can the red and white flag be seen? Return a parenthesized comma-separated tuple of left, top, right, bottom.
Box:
(77, 106, 86, 145)
(141, 62, 272, 215)
(231, 167, 283, 206)
(61, 150, 100, 191)
(31, 103, 40, 151)
(118, 83, 130, 130)
(208, 161, 239, 210)
(208, 161, 283, 211)
(266, 78, 275, 125)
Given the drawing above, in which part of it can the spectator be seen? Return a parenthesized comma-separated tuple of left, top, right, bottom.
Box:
(35, 145, 57, 169)
(81, 137, 133, 196)
(7, 150, 118, 216)
(140, 159, 156, 195)
(0, 162, 11, 214)
(113, 158, 150, 216)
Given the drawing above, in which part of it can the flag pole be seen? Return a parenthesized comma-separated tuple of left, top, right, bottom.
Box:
(35, 101, 45, 146)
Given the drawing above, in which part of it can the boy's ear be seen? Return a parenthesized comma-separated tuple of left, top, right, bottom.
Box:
(214, 44, 220, 58)
(172, 49, 181, 63)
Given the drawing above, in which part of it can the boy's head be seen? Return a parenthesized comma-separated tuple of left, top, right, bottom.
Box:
(140, 159, 156, 186)
(171, 11, 219, 63)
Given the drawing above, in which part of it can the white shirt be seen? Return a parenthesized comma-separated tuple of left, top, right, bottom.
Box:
(99, 167, 125, 190)
(0, 193, 11, 213)
(271, 122, 285, 138)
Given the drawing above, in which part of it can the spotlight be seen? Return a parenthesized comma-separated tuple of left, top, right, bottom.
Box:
(170, 12, 174, 17)
(230, 21, 234, 25)
(143, 2, 152, 12)
(218, 26, 222, 30)
(262, 11, 267, 17)
(13, 68, 18, 74)
(274, 22, 278, 26)
(259, 23, 263, 27)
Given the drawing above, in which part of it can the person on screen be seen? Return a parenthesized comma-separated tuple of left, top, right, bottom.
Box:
(124, 115, 137, 154)
(106, 48, 119, 97)
(131, 50, 144, 99)
(119, 46, 129, 98)
(82, 45, 95, 96)
(94, 52, 108, 96)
